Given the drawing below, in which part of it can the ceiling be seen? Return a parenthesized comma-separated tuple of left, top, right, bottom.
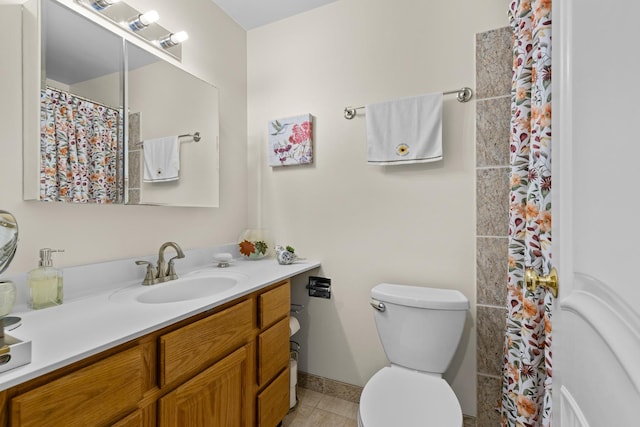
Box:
(210, 0, 340, 30)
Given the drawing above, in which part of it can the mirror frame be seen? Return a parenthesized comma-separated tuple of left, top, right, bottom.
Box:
(0, 211, 18, 276)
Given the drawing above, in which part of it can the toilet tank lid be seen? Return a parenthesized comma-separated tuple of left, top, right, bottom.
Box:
(371, 283, 469, 310)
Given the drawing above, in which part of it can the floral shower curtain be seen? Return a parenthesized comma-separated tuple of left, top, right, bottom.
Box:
(501, 0, 553, 426)
(40, 87, 123, 203)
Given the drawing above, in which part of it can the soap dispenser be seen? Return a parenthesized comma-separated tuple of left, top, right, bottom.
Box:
(28, 248, 64, 310)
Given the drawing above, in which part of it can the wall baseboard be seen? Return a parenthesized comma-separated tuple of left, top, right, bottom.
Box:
(298, 371, 362, 404)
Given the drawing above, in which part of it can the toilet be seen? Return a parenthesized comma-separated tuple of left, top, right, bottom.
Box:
(358, 283, 469, 427)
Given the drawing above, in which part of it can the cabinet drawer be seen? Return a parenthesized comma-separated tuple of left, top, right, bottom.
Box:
(258, 316, 290, 386)
(258, 282, 290, 329)
(160, 298, 253, 387)
(11, 346, 144, 427)
(257, 367, 290, 427)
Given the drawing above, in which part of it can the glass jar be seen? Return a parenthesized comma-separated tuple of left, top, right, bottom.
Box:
(0, 280, 16, 317)
(238, 229, 273, 259)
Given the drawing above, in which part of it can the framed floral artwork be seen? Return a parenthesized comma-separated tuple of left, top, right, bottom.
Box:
(268, 114, 313, 167)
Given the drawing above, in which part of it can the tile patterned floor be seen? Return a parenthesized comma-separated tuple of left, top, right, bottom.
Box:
(282, 387, 359, 427)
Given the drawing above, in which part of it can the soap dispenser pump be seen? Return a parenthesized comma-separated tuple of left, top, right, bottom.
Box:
(28, 248, 64, 310)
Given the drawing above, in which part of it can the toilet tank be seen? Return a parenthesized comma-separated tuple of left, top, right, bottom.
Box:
(371, 283, 469, 374)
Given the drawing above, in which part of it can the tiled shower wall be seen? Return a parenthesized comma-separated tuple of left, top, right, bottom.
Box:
(127, 112, 141, 204)
(475, 26, 511, 427)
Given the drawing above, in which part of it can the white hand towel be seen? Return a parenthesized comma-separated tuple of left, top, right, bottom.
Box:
(366, 92, 443, 165)
(143, 136, 180, 182)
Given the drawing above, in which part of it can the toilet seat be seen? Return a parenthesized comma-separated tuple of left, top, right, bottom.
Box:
(358, 366, 462, 427)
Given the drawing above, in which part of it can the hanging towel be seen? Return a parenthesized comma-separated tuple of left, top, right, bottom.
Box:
(143, 136, 180, 182)
(365, 92, 443, 165)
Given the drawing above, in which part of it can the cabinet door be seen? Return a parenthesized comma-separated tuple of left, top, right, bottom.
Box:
(159, 345, 250, 427)
(257, 367, 290, 427)
(11, 346, 144, 427)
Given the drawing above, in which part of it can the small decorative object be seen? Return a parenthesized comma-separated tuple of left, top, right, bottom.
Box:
(268, 113, 313, 167)
(238, 229, 272, 259)
(276, 245, 298, 265)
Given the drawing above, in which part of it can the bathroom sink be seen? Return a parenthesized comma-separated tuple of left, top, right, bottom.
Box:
(110, 271, 247, 304)
(136, 275, 240, 304)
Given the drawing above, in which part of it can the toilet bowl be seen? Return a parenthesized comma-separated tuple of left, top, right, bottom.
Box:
(358, 366, 462, 427)
(358, 283, 469, 427)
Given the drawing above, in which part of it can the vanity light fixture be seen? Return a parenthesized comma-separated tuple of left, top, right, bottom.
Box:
(127, 10, 159, 31)
(77, 0, 185, 60)
(157, 31, 189, 48)
(90, 0, 120, 11)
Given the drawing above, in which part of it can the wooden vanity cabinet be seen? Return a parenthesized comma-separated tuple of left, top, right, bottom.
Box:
(0, 279, 292, 427)
(256, 283, 291, 427)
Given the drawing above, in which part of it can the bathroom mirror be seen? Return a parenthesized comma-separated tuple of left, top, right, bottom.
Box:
(23, 0, 220, 207)
(126, 42, 219, 207)
(0, 212, 18, 276)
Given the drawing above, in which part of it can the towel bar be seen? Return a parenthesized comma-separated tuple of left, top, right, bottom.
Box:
(343, 87, 473, 120)
(136, 132, 200, 147)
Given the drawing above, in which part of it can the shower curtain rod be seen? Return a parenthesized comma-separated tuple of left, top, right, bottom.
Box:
(343, 86, 473, 120)
(45, 86, 122, 112)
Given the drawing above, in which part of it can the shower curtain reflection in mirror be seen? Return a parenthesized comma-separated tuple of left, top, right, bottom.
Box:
(40, 87, 124, 203)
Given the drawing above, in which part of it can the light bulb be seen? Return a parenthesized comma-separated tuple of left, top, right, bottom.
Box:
(128, 10, 159, 31)
(158, 31, 189, 48)
(139, 10, 159, 26)
(171, 31, 189, 43)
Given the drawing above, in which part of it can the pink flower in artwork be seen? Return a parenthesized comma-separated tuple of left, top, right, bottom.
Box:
(288, 121, 312, 144)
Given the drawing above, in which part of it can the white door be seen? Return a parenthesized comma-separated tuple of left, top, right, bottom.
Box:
(553, 0, 640, 425)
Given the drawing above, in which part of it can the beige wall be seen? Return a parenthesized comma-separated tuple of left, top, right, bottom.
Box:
(0, 0, 247, 273)
(248, 0, 509, 416)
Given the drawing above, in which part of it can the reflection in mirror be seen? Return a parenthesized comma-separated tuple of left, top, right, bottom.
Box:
(126, 42, 219, 207)
(28, 0, 220, 207)
(0, 212, 18, 276)
(42, 0, 124, 203)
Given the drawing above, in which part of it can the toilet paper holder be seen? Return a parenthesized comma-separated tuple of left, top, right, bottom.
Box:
(290, 303, 304, 314)
(307, 276, 331, 299)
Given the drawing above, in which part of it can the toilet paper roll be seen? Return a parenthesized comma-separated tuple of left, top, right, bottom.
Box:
(290, 358, 298, 408)
(289, 316, 300, 336)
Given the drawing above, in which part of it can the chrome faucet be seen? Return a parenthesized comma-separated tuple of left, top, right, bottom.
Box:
(135, 242, 185, 285)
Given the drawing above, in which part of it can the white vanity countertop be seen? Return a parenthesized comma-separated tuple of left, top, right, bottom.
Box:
(0, 255, 320, 391)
